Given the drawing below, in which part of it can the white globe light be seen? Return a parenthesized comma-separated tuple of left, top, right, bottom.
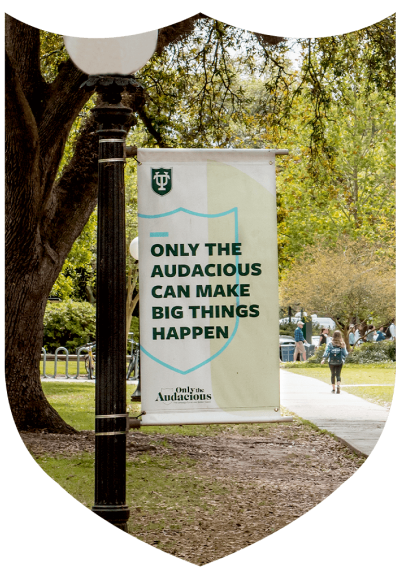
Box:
(130, 237, 139, 260)
(63, 30, 158, 75)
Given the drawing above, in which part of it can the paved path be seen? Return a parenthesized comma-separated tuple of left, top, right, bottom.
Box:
(280, 370, 390, 456)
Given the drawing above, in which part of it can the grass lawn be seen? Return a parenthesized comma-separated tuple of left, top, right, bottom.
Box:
(340, 385, 394, 408)
(283, 363, 395, 408)
(42, 381, 140, 431)
(282, 363, 395, 385)
(35, 380, 366, 564)
(35, 451, 231, 540)
(42, 381, 279, 437)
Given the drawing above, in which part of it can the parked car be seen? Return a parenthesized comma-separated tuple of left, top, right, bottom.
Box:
(279, 335, 295, 346)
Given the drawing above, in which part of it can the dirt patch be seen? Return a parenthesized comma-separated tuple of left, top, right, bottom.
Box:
(21, 422, 364, 565)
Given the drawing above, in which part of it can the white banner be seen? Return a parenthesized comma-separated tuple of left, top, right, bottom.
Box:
(137, 149, 291, 425)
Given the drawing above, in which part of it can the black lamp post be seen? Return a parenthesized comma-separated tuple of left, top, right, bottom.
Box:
(64, 31, 158, 532)
(80, 75, 141, 531)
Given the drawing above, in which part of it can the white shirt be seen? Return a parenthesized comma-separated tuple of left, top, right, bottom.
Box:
(389, 323, 396, 339)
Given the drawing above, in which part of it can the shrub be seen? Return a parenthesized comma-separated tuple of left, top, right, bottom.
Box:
(306, 347, 325, 364)
(307, 340, 396, 365)
(43, 301, 96, 353)
(346, 341, 396, 364)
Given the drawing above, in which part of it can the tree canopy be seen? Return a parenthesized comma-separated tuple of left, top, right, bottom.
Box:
(279, 238, 395, 347)
(5, 13, 395, 432)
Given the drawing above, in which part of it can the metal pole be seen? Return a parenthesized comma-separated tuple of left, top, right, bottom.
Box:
(81, 75, 142, 532)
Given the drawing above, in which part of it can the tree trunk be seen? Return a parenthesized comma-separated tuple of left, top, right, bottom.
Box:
(5, 265, 77, 433)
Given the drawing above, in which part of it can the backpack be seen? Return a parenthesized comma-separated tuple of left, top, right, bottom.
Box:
(329, 345, 343, 365)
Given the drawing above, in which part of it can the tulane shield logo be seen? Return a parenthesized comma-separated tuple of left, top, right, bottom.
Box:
(151, 168, 172, 195)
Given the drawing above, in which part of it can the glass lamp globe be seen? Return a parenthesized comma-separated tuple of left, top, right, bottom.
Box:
(130, 237, 139, 261)
(63, 30, 158, 75)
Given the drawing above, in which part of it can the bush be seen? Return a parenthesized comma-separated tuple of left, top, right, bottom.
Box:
(307, 340, 396, 365)
(346, 341, 396, 364)
(306, 347, 325, 364)
(43, 301, 96, 353)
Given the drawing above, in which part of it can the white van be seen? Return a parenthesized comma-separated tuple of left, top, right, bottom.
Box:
(279, 312, 336, 330)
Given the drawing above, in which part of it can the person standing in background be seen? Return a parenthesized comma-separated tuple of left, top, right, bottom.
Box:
(365, 324, 376, 342)
(389, 319, 396, 341)
(348, 325, 356, 349)
(294, 321, 308, 362)
(318, 327, 329, 349)
(376, 327, 386, 342)
(354, 324, 361, 346)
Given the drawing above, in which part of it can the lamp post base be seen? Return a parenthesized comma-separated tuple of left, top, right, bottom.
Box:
(92, 504, 130, 532)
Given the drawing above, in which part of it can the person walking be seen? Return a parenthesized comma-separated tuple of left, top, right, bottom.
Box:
(294, 321, 308, 362)
(318, 327, 329, 349)
(321, 330, 348, 394)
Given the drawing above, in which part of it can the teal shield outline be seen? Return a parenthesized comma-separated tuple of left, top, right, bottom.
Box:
(138, 207, 240, 375)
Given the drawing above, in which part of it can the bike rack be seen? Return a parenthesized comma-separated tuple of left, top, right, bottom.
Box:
(127, 340, 139, 381)
(41, 347, 49, 378)
(53, 347, 70, 379)
(74, 345, 96, 380)
(75, 346, 89, 379)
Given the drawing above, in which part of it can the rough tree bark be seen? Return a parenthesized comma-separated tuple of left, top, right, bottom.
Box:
(6, 17, 96, 432)
(5, 14, 206, 433)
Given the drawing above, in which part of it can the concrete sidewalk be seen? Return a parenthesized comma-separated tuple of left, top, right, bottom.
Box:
(280, 369, 390, 456)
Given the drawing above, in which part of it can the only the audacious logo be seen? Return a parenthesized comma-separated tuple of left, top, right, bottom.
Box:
(155, 386, 212, 404)
(151, 168, 172, 195)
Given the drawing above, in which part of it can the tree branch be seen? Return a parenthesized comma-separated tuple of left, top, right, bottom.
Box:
(42, 87, 143, 261)
(155, 14, 208, 55)
(38, 59, 94, 203)
(137, 105, 170, 147)
(253, 32, 285, 47)
(41, 113, 99, 258)
(5, 51, 41, 254)
(5, 14, 46, 119)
